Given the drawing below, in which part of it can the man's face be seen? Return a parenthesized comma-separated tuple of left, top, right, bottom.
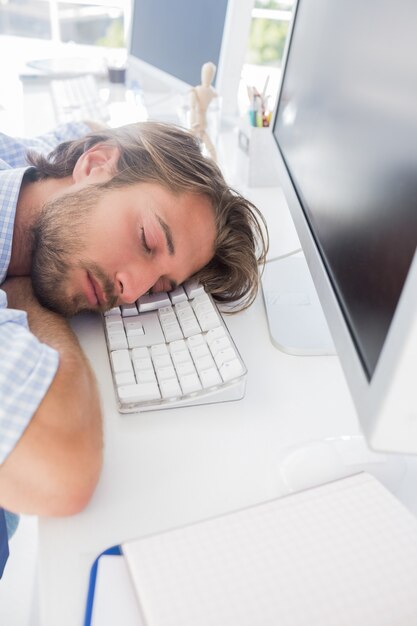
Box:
(31, 182, 216, 317)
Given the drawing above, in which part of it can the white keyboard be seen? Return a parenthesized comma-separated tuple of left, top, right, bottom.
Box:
(103, 280, 247, 413)
(50, 75, 110, 125)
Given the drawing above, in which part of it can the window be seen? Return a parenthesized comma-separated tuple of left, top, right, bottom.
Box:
(238, 0, 294, 115)
(0, 0, 126, 47)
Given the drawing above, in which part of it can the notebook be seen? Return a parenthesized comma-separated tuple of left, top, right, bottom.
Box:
(87, 473, 417, 626)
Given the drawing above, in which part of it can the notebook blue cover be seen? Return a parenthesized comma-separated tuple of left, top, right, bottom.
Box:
(83, 545, 122, 626)
(0, 508, 9, 579)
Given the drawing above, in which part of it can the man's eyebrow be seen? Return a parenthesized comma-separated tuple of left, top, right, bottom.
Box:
(156, 215, 175, 255)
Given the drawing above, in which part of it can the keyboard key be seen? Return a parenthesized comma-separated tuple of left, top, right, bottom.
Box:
(132, 347, 149, 359)
(175, 360, 197, 377)
(169, 339, 187, 353)
(169, 285, 187, 304)
(214, 347, 237, 368)
(174, 301, 192, 312)
(209, 336, 232, 357)
(159, 308, 183, 341)
(171, 350, 193, 366)
(191, 293, 212, 308)
(117, 383, 161, 403)
(175, 306, 200, 335)
(105, 317, 124, 331)
(127, 333, 147, 349)
(191, 294, 220, 330)
(186, 334, 205, 349)
(115, 371, 136, 386)
(197, 312, 220, 332)
(206, 326, 227, 347)
(126, 326, 145, 338)
(179, 372, 202, 394)
(133, 356, 153, 372)
(108, 331, 128, 350)
(121, 304, 139, 317)
(158, 305, 175, 318)
(219, 358, 245, 382)
(179, 318, 201, 338)
(159, 308, 177, 324)
(200, 367, 222, 388)
(124, 317, 144, 330)
(160, 378, 182, 399)
(136, 369, 157, 384)
(106, 318, 124, 335)
(162, 323, 183, 342)
(151, 344, 169, 357)
(183, 278, 205, 299)
(155, 365, 177, 381)
(175, 303, 195, 320)
(194, 354, 216, 373)
(111, 349, 133, 373)
(189, 343, 210, 360)
(137, 292, 171, 312)
(153, 355, 173, 369)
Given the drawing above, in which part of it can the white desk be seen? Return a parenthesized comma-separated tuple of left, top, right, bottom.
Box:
(6, 68, 416, 624)
(36, 175, 417, 626)
(37, 297, 347, 625)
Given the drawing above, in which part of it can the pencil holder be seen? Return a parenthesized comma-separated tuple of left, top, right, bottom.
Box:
(237, 120, 279, 187)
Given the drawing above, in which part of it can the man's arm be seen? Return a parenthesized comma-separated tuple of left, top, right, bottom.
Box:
(0, 278, 102, 516)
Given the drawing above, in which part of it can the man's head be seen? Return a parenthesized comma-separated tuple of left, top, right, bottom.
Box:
(27, 121, 268, 316)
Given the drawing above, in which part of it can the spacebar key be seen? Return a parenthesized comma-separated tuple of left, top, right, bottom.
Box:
(118, 383, 161, 403)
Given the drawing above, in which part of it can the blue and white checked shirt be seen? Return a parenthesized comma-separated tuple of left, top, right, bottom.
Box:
(0, 122, 89, 465)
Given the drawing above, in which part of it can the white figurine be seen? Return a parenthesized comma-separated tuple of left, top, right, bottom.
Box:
(189, 62, 218, 161)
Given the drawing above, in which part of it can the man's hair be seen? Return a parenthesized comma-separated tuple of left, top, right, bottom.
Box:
(27, 121, 268, 310)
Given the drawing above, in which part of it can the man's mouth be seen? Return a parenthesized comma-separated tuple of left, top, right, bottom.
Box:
(86, 272, 106, 308)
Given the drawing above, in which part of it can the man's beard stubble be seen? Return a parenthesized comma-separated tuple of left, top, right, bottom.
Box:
(31, 185, 117, 317)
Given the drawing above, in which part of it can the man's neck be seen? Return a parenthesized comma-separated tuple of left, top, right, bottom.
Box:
(8, 175, 71, 276)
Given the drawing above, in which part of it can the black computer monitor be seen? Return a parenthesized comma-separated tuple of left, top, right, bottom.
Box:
(129, 0, 227, 88)
(126, 0, 254, 116)
(268, 0, 417, 453)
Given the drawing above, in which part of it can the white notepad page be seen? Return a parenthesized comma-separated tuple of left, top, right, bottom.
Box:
(123, 473, 417, 626)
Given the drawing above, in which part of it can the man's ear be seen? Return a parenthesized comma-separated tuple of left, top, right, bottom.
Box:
(72, 144, 120, 184)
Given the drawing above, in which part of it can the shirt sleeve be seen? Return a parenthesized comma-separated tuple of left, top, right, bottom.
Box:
(0, 290, 59, 465)
(0, 122, 91, 168)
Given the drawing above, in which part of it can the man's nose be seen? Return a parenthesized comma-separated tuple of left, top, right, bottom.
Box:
(116, 268, 157, 304)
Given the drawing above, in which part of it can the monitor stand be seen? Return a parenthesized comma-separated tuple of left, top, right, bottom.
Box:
(261, 254, 336, 356)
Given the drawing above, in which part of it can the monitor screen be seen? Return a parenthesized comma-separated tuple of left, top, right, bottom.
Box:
(129, 0, 228, 89)
(273, 0, 417, 380)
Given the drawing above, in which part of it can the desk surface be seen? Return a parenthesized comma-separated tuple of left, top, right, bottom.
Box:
(37, 181, 417, 626)
(10, 74, 417, 626)
(38, 293, 417, 626)
(37, 296, 349, 626)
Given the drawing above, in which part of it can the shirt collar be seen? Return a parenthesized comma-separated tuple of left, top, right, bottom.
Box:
(0, 167, 30, 284)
